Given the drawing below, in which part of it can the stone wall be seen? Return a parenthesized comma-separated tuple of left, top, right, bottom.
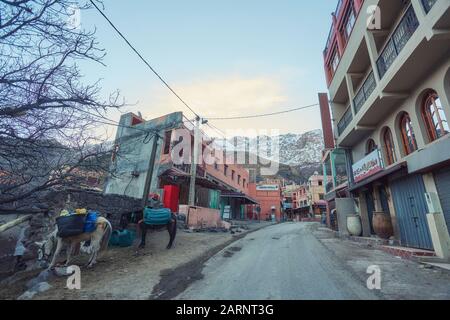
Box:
(0, 189, 143, 281)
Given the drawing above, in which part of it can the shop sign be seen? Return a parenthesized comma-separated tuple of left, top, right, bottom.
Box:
(352, 150, 384, 183)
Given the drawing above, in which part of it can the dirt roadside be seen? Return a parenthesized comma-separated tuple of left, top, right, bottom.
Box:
(0, 222, 273, 300)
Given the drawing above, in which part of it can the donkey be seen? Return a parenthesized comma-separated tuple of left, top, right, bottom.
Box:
(138, 213, 177, 250)
(36, 216, 112, 269)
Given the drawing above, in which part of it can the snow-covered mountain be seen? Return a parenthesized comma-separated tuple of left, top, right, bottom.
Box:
(213, 129, 325, 184)
(216, 129, 324, 166)
(272, 129, 324, 166)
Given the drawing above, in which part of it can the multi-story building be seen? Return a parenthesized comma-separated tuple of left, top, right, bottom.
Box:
(295, 185, 310, 214)
(248, 181, 283, 222)
(308, 173, 328, 218)
(322, 0, 450, 251)
(105, 112, 256, 219)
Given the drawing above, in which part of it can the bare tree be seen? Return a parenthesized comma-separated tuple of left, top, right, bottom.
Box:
(0, 0, 123, 207)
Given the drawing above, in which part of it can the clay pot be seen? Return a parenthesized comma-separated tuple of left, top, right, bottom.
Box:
(347, 215, 362, 237)
(372, 212, 394, 239)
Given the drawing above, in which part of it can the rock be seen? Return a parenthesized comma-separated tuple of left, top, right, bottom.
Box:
(26, 270, 52, 289)
(221, 221, 232, 230)
(31, 282, 52, 293)
(17, 290, 37, 300)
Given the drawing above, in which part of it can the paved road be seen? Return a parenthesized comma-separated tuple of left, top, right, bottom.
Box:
(177, 223, 380, 300)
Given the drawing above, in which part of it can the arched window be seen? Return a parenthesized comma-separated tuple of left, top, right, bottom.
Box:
(382, 128, 397, 166)
(366, 139, 377, 155)
(400, 113, 418, 155)
(421, 91, 449, 142)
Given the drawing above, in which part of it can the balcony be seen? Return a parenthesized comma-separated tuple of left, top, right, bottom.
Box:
(337, 106, 353, 136)
(353, 71, 376, 114)
(376, 5, 420, 79)
(421, 0, 437, 14)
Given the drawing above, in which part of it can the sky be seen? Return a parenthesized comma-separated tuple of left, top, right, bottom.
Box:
(79, 0, 337, 139)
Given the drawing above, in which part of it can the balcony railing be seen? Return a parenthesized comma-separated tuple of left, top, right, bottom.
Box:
(422, 0, 437, 13)
(324, 0, 344, 56)
(376, 5, 419, 79)
(337, 106, 353, 136)
(335, 0, 344, 17)
(353, 71, 376, 114)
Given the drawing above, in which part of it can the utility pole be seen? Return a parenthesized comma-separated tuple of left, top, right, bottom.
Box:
(189, 116, 201, 206)
(142, 133, 161, 206)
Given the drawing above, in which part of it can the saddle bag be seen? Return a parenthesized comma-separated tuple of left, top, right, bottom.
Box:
(56, 214, 87, 238)
(144, 207, 171, 226)
(83, 211, 98, 233)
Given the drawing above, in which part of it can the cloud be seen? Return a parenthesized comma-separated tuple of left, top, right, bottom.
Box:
(144, 75, 288, 119)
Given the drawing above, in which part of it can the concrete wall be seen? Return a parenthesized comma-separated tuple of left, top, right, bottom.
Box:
(104, 112, 183, 200)
(179, 205, 222, 230)
(336, 198, 358, 236)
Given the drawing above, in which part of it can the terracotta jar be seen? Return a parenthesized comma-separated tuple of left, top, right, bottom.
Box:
(372, 211, 394, 239)
(347, 215, 362, 237)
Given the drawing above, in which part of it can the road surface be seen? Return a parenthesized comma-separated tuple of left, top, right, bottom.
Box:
(177, 223, 380, 300)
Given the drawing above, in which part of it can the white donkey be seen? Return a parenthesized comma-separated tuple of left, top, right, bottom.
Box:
(36, 216, 112, 269)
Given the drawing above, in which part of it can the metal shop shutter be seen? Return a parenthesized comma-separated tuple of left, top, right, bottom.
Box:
(390, 174, 433, 250)
(434, 166, 450, 231)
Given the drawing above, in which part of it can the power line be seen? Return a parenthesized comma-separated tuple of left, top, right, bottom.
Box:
(74, 107, 161, 137)
(89, 0, 200, 119)
(206, 122, 228, 139)
(205, 103, 320, 121)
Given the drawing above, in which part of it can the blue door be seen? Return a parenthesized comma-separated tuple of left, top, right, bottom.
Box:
(390, 174, 433, 250)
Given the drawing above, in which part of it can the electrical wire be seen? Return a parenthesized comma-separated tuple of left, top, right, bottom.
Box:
(89, 0, 200, 119)
(205, 103, 320, 121)
(206, 122, 228, 139)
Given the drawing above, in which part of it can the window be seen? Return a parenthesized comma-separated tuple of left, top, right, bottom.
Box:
(330, 48, 340, 74)
(382, 128, 397, 166)
(366, 139, 377, 155)
(243, 179, 246, 188)
(224, 165, 229, 176)
(342, 3, 356, 41)
(318, 181, 323, 186)
(319, 194, 325, 200)
(400, 113, 418, 155)
(214, 162, 219, 170)
(232, 170, 235, 181)
(163, 130, 172, 154)
(421, 91, 449, 142)
(238, 175, 241, 185)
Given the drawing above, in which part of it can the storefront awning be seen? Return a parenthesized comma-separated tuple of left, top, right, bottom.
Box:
(160, 168, 229, 191)
(220, 192, 259, 205)
(349, 162, 407, 192)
